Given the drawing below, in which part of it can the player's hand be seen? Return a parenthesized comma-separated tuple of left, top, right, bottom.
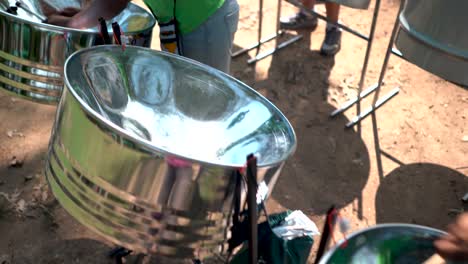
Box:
(434, 213, 468, 261)
(46, 7, 81, 27)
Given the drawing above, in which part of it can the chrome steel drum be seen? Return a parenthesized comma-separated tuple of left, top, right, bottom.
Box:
(45, 45, 296, 258)
(319, 224, 455, 264)
(395, 0, 468, 87)
(0, 0, 155, 104)
(323, 0, 370, 10)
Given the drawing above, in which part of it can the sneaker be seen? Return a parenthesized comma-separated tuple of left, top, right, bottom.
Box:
(320, 27, 342, 56)
(280, 10, 318, 30)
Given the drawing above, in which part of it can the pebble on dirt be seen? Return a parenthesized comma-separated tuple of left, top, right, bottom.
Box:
(8, 156, 23, 168)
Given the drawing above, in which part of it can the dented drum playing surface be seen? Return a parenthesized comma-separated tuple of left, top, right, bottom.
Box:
(0, 0, 155, 103)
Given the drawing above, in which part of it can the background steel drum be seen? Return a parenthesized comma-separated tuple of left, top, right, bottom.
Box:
(0, 0, 155, 104)
(395, 0, 468, 87)
(319, 224, 456, 264)
(45, 45, 297, 259)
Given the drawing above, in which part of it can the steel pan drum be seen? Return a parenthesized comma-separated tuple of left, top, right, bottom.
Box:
(45, 45, 296, 258)
(319, 224, 456, 264)
(0, 0, 155, 104)
(395, 0, 468, 87)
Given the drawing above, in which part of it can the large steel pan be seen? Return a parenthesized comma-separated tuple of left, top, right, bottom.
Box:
(395, 0, 468, 87)
(319, 224, 457, 264)
(0, 0, 155, 104)
(45, 45, 297, 259)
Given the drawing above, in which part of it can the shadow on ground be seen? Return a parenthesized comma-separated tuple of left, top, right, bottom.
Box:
(230, 32, 371, 215)
(376, 163, 468, 229)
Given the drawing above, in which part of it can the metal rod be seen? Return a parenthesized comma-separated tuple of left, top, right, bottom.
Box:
(314, 206, 337, 264)
(233, 0, 300, 63)
(340, 0, 404, 126)
(330, 83, 378, 117)
(371, 1, 405, 106)
(232, 32, 282, 57)
(329, 0, 381, 118)
(247, 34, 303, 64)
(246, 154, 258, 264)
(354, 0, 381, 121)
(391, 47, 403, 58)
(346, 87, 400, 128)
(286, 0, 369, 41)
(257, 0, 264, 56)
(275, 0, 282, 43)
(15, 1, 47, 22)
(329, 1, 406, 120)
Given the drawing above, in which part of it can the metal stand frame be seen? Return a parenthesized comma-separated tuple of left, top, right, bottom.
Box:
(338, 1, 405, 128)
(287, 0, 403, 128)
(232, 0, 303, 64)
(246, 154, 259, 264)
(314, 206, 337, 264)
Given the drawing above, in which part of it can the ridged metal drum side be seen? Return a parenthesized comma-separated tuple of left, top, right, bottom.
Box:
(0, 1, 155, 103)
(45, 89, 284, 258)
(0, 16, 64, 103)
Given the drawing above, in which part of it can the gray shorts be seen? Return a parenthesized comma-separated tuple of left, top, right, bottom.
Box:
(179, 0, 239, 73)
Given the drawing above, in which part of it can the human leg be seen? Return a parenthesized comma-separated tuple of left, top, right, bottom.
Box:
(320, 2, 342, 56)
(280, 0, 319, 30)
(325, 2, 339, 22)
(179, 0, 239, 73)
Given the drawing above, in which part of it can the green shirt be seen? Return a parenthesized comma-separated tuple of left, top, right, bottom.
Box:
(143, 0, 225, 34)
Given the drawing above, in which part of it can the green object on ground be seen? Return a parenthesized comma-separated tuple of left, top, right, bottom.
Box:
(230, 211, 314, 264)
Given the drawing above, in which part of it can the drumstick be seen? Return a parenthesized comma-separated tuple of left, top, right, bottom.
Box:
(15, 1, 47, 22)
(422, 254, 445, 264)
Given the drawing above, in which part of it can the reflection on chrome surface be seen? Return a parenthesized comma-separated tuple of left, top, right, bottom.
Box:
(45, 46, 296, 259)
(0, 0, 155, 103)
(319, 224, 450, 264)
(70, 47, 294, 165)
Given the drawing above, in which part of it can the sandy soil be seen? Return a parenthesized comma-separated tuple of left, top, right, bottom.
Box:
(0, 0, 466, 263)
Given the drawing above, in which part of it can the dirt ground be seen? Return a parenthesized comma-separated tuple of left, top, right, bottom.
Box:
(0, 0, 467, 263)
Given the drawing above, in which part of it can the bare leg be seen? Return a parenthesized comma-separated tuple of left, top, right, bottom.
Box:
(325, 2, 340, 23)
(302, 0, 316, 9)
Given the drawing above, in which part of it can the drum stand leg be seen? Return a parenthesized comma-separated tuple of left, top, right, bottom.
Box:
(285, 0, 403, 127)
(286, 0, 370, 41)
(314, 206, 338, 264)
(329, 0, 382, 119)
(344, 1, 405, 128)
(286, 0, 404, 58)
(232, 0, 303, 64)
(246, 154, 259, 264)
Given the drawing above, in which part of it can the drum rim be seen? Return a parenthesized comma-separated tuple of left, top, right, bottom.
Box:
(0, 2, 156, 35)
(63, 45, 298, 169)
(318, 223, 446, 264)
